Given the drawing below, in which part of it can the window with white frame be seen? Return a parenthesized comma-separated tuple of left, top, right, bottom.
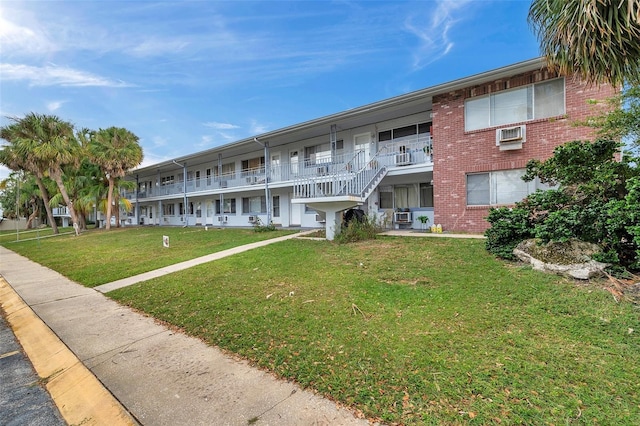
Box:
(161, 175, 174, 186)
(162, 203, 175, 216)
(241, 157, 265, 176)
(464, 78, 565, 131)
(420, 183, 434, 207)
(216, 198, 236, 214)
(466, 169, 551, 206)
(214, 162, 235, 178)
(242, 196, 266, 213)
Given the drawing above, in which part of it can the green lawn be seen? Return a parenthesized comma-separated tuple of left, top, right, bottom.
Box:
(1, 226, 296, 287)
(4, 229, 639, 424)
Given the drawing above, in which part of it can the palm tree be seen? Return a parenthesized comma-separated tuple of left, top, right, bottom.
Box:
(1, 113, 80, 230)
(0, 122, 59, 233)
(84, 127, 143, 230)
(528, 0, 640, 87)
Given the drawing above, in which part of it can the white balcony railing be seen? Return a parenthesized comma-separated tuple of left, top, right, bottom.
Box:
(123, 136, 432, 200)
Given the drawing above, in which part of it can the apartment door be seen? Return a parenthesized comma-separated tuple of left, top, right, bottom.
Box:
(271, 152, 281, 181)
(289, 193, 301, 226)
(205, 201, 214, 225)
(289, 150, 299, 178)
(354, 133, 371, 169)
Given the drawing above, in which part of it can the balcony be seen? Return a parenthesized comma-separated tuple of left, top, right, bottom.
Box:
(123, 136, 432, 201)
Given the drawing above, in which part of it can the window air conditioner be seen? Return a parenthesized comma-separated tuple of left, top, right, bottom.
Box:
(394, 212, 411, 222)
(217, 215, 228, 223)
(395, 153, 410, 165)
(248, 215, 258, 223)
(315, 214, 326, 223)
(246, 176, 259, 185)
(496, 125, 526, 151)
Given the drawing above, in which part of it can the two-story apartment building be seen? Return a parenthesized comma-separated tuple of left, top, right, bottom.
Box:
(123, 58, 615, 239)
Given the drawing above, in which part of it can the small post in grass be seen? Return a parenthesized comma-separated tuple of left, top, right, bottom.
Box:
(163, 235, 170, 248)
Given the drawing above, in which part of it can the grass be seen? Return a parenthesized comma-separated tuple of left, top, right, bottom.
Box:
(4, 228, 639, 424)
(107, 237, 640, 425)
(0, 226, 295, 287)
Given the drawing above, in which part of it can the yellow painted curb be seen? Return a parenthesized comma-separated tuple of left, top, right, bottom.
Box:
(0, 278, 137, 426)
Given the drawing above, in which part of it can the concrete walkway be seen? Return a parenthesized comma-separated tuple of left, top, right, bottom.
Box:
(0, 233, 369, 426)
(94, 231, 314, 293)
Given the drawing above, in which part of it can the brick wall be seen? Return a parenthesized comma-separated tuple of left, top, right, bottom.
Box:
(431, 70, 616, 233)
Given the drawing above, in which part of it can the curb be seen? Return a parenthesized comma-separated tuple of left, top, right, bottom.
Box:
(0, 278, 138, 426)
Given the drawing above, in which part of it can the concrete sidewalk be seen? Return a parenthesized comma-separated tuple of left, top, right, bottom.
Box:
(0, 236, 369, 425)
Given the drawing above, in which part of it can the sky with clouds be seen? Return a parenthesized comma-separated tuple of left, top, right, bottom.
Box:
(0, 0, 541, 181)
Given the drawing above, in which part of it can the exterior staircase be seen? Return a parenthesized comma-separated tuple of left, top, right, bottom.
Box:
(292, 145, 392, 203)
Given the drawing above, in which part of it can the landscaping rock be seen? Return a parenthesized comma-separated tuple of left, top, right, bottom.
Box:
(513, 239, 609, 280)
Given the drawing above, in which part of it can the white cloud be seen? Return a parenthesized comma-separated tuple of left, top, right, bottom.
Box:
(203, 121, 240, 130)
(0, 6, 56, 57)
(46, 100, 65, 112)
(249, 120, 269, 135)
(152, 136, 168, 147)
(405, 0, 472, 70)
(0, 63, 133, 88)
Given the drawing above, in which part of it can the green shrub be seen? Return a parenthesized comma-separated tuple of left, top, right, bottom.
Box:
(334, 214, 380, 244)
(485, 207, 534, 260)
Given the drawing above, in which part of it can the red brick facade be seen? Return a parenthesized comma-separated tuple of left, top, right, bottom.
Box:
(431, 69, 616, 233)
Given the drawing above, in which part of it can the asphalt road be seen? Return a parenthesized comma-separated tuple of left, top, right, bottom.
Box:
(0, 314, 64, 426)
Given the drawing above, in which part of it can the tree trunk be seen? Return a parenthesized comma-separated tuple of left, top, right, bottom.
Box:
(115, 192, 121, 227)
(50, 169, 79, 229)
(105, 177, 114, 230)
(34, 174, 58, 234)
(26, 204, 38, 229)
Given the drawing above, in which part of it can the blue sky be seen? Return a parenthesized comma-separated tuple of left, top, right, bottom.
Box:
(0, 0, 541, 181)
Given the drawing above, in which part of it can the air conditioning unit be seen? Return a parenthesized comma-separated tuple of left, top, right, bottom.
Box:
(217, 215, 228, 223)
(219, 180, 228, 188)
(496, 125, 526, 150)
(246, 176, 258, 185)
(395, 153, 411, 165)
(315, 214, 326, 223)
(394, 211, 411, 222)
(317, 165, 329, 175)
(248, 215, 258, 223)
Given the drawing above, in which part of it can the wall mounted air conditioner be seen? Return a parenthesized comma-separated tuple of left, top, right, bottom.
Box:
(315, 214, 326, 223)
(219, 180, 228, 188)
(217, 215, 228, 223)
(395, 153, 411, 165)
(246, 176, 259, 185)
(248, 215, 258, 223)
(496, 125, 526, 150)
(394, 211, 411, 222)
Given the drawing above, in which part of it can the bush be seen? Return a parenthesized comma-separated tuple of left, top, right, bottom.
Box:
(252, 218, 277, 232)
(335, 214, 380, 244)
(485, 207, 534, 260)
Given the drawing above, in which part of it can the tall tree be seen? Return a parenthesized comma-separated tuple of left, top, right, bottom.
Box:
(0, 122, 59, 233)
(84, 127, 143, 230)
(528, 0, 640, 87)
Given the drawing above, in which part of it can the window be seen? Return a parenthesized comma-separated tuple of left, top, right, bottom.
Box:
(379, 190, 393, 209)
(420, 183, 434, 207)
(216, 198, 236, 214)
(241, 157, 265, 176)
(214, 163, 235, 178)
(273, 195, 280, 218)
(161, 175, 174, 186)
(304, 143, 332, 165)
(378, 122, 431, 142)
(162, 203, 175, 216)
(465, 78, 565, 131)
(466, 169, 551, 206)
(179, 203, 184, 215)
(206, 168, 212, 185)
(242, 196, 266, 213)
(195, 171, 200, 188)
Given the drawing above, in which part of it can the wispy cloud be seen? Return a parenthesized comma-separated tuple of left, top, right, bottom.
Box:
(405, 0, 472, 70)
(46, 100, 65, 112)
(250, 120, 269, 135)
(0, 63, 133, 88)
(0, 6, 56, 57)
(203, 122, 240, 130)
